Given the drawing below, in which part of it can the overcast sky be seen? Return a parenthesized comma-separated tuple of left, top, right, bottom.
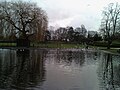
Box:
(7, 0, 120, 31)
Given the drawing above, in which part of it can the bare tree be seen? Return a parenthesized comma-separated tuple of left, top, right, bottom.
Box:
(0, 1, 48, 43)
(100, 3, 120, 49)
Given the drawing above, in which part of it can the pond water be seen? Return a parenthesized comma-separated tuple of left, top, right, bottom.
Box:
(0, 49, 120, 90)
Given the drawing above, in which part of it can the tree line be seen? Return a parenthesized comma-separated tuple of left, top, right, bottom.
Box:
(45, 25, 102, 44)
(0, 1, 48, 42)
(100, 3, 120, 49)
(0, 1, 120, 49)
(44, 2, 120, 49)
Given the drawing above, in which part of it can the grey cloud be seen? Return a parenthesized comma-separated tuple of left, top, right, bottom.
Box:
(46, 8, 72, 23)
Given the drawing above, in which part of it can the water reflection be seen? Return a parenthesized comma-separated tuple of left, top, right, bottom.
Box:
(98, 53, 120, 90)
(46, 50, 85, 68)
(0, 49, 47, 90)
(44, 50, 99, 90)
(0, 49, 120, 90)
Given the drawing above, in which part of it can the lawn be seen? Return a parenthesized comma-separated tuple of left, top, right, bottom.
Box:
(0, 43, 16, 47)
(30, 42, 85, 48)
(0, 42, 120, 54)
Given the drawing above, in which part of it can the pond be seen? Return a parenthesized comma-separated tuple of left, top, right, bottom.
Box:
(0, 49, 120, 90)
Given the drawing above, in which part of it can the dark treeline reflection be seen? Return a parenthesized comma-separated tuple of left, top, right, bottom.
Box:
(46, 50, 99, 69)
(0, 49, 47, 90)
(0, 49, 120, 90)
(48, 50, 86, 67)
(98, 53, 120, 90)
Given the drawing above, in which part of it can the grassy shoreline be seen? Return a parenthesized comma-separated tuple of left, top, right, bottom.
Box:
(0, 42, 120, 54)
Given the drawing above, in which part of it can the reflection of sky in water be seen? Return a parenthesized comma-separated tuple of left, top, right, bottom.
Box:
(43, 50, 99, 90)
(0, 49, 120, 90)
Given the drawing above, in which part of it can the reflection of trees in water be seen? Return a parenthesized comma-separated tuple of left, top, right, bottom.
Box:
(0, 49, 16, 89)
(72, 51, 85, 66)
(0, 49, 47, 89)
(84, 51, 100, 65)
(54, 50, 85, 67)
(98, 53, 120, 90)
(114, 55, 120, 87)
(48, 50, 101, 68)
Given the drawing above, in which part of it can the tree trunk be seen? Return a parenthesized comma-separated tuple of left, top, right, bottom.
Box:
(16, 38, 30, 47)
(107, 40, 112, 49)
(107, 43, 110, 49)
